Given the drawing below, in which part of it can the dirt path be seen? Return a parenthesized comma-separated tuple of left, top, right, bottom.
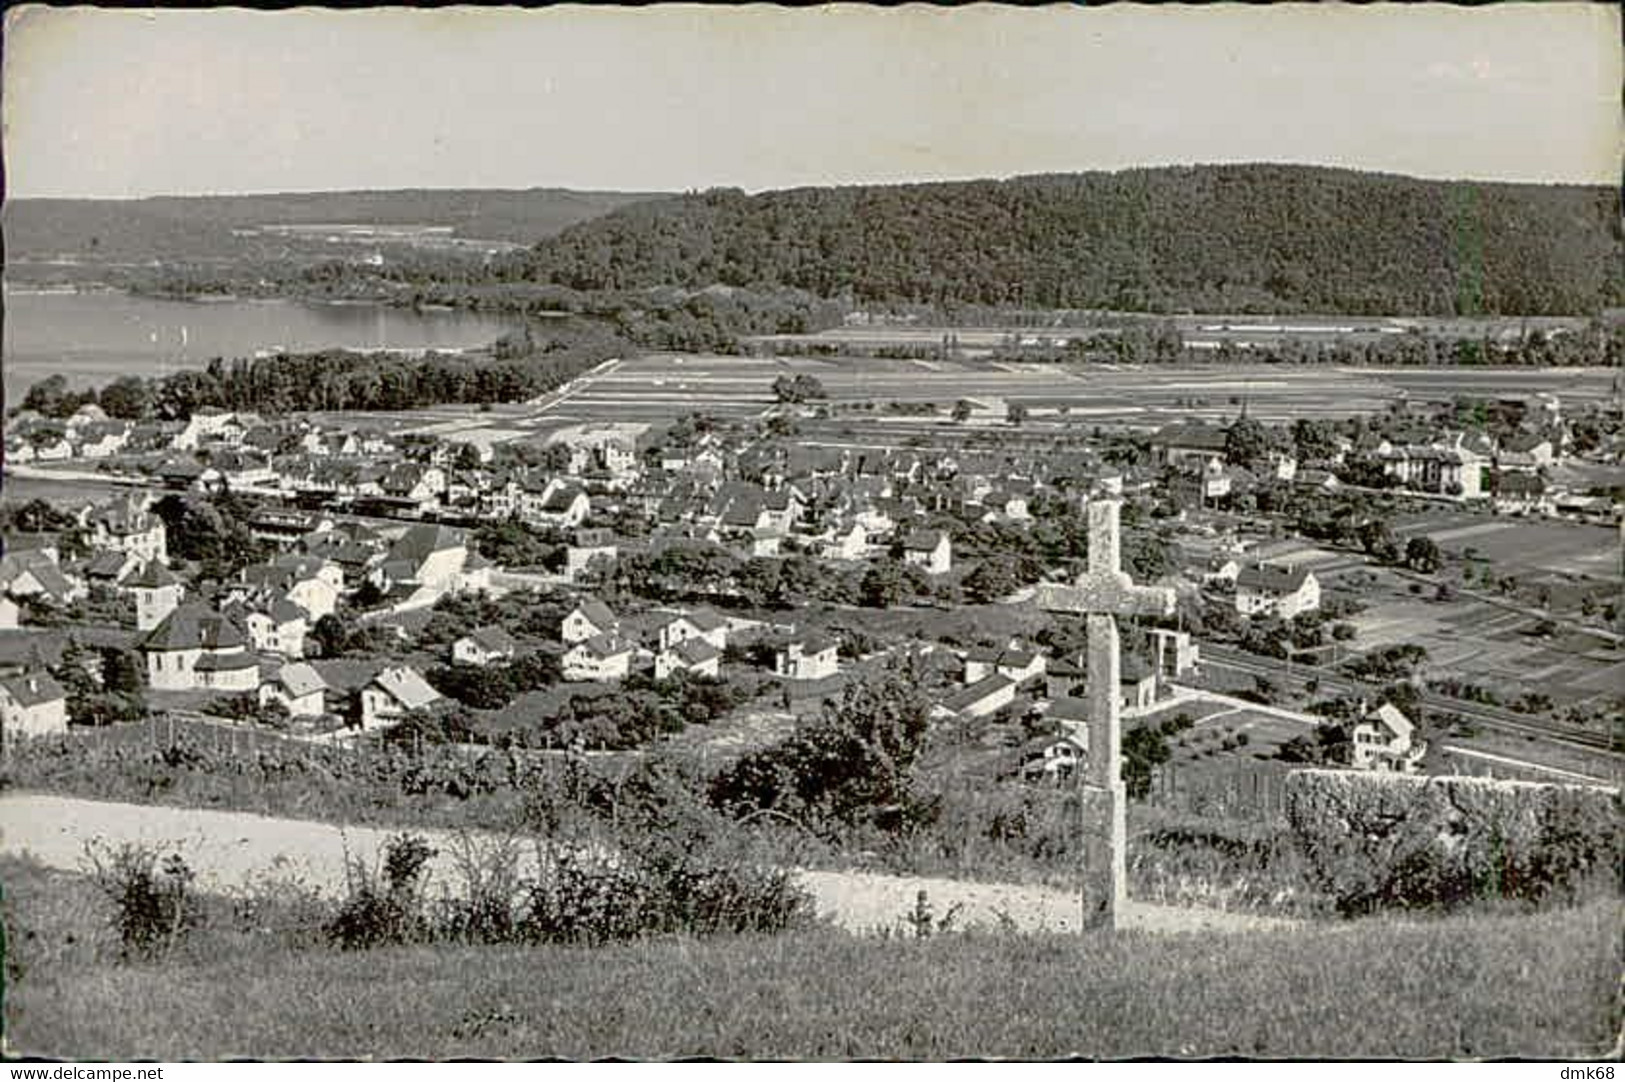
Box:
(0, 792, 1293, 935)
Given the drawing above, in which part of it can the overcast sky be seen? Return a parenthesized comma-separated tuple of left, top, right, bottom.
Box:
(4, 4, 1619, 199)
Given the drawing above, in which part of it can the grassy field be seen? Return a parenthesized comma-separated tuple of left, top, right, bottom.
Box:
(4, 856, 1617, 1059)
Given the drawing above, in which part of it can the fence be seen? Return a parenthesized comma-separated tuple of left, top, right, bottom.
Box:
(1144, 759, 1292, 821)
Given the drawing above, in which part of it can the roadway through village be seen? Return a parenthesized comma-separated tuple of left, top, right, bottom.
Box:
(0, 792, 1295, 935)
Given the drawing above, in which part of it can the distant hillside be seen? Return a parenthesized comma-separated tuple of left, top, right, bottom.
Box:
(3, 188, 664, 262)
(501, 165, 1624, 316)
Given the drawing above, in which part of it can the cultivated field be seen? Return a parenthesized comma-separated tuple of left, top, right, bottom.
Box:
(1394, 512, 1621, 581)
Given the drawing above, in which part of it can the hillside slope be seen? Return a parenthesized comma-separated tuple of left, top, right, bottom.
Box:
(3, 188, 665, 262)
(502, 165, 1623, 315)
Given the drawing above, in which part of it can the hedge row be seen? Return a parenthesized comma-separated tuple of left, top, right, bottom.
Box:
(1283, 769, 1622, 915)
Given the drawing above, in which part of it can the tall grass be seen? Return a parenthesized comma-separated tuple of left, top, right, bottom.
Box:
(5, 852, 1618, 1060)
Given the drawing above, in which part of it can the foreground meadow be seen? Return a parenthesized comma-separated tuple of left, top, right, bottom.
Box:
(3, 857, 1619, 1061)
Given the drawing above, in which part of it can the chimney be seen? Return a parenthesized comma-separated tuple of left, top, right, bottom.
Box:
(27, 676, 37, 695)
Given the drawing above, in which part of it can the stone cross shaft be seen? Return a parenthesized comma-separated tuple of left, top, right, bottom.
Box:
(1034, 498, 1175, 931)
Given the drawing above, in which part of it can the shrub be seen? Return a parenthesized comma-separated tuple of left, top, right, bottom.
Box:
(326, 833, 438, 950)
(83, 841, 199, 962)
(1283, 770, 1622, 916)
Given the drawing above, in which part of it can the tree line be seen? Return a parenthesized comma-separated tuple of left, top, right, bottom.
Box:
(495, 165, 1621, 316)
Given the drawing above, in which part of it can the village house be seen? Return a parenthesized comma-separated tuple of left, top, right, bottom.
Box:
(1234, 563, 1321, 620)
(561, 599, 619, 645)
(359, 665, 442, 729)
(381, 463, 446, 507)
(819, 523, 870, 562)
(451, 626, 519, 667)
(140, 605, 259, 692)
(939, 672, 1017, 719)
(565, 528, 619, 581)
(653, 608, 730, 653)
(370, 524, 481, 609)
(1146, 627, 1200, 680)
(1350, 702, 1426, 773)
(72, 420, 131, 459)
(901, 529, 953, 575)
(1019, 731, 1088, 783)
(522, 478, 592, 529)
(259, 661, 329, 718)
(655, 637, 722, 680)
(1381, 444, 1487, 499)
(1152, 421, 1229, 467)
(81, 550, 143, 589)
(774, 638, 839, 682)
(0, 671, 68, 740)
(229, 559, 339, 624)
(562, 633, 634, 682)
(249, 509, 335, 551)
(81, 495, 168, 565)
(963, 642, 1047, 686)
(208, 449, 277, 489)
(0, 551, 86, 612)
(226, 599, 308, 659)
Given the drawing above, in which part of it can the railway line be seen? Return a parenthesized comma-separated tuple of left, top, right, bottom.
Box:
(1198, 643, 1623, 756)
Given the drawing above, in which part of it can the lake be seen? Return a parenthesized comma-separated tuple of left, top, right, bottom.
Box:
(2, 290, 519, 402)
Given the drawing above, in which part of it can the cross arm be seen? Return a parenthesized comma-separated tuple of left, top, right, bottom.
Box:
(1035, 573, 1176, 619)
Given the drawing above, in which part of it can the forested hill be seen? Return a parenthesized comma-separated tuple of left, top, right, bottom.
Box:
(498, 165, 1624, 316)
(3, 188, 664, 262)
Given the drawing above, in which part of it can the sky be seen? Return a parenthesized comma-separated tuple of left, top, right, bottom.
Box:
(3, 4, 1619, 199)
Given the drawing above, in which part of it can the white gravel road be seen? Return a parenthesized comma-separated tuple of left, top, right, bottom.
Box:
(0, 792, 1293, 935)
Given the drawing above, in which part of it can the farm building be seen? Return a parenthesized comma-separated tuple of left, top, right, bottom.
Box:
(940, 673, 1017, 719)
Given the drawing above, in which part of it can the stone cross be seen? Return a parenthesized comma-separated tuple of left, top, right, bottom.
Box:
(1035, 498, 1176, 930)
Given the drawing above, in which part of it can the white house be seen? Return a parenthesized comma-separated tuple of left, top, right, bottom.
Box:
(1234, 564, 1321, 620)
(81, 495, 168, 565)
(565, 528, 618, 581)
(819, 523, 870, 562)
(901, 529, 953, 575)
(259, 662, 329, 718)
(655, 638, 722, 681)
(562, 633, 633, 682)
(0, 671, 68, 739)
(140, 605, 258, 692)
(561, 599, 618, 645)
(654, 608, 729, 653)
(359, 665, 443, 729)
(963, 643, 1046, 686)
(1350, 702, 1425, 773)
(451, 626, 519, 667)
(1019, 733, 1088, 782)
(774, 638, 839, 682)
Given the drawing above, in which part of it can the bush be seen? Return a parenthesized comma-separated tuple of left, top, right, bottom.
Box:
(1283, 770, 1622, 916)
(83, 841, 199, 962)
(327, 833, 438, 950)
